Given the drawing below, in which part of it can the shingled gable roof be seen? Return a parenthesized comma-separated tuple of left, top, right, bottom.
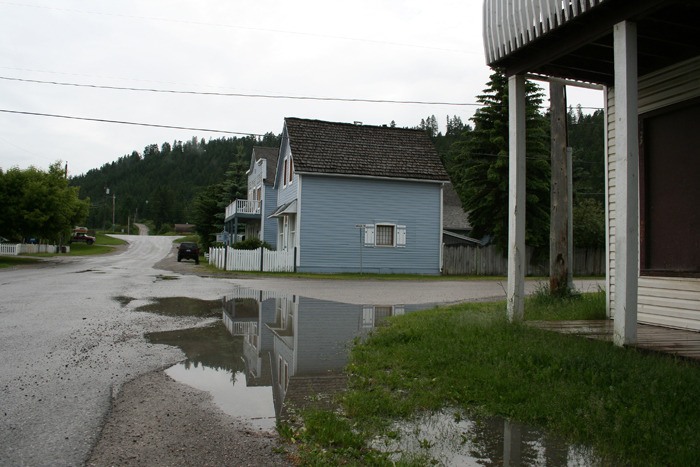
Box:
(251, 146, 279, 184)
(284, 118, 449, 182)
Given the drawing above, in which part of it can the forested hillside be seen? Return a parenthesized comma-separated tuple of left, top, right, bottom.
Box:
(70, 133, 280, 231)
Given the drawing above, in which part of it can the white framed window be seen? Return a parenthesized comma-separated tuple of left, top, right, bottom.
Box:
(364, 224, 407, 248)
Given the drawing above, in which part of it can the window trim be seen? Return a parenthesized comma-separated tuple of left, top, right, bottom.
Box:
(375, 223, 396, 247)
(282, 155, 294, 188)
(639, 97, 700, 277)
(363, 223, 407, 248)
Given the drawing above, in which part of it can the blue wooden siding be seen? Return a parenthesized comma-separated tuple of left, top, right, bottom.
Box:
(262, 184, 278, 247)
(294, 297, 361, 374)
(276, 138, 299, 206)
(298, 175, 442, 274)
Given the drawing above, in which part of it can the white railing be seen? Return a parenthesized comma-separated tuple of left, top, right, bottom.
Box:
(208, 246, 295, 272)
(224, 199, 261, 220)
(222, 312, 258, 336)
(223, 288, 292, 302)
(0, 244, 20, 255)
(483, 0, 607, 64)
(0, 243, 69, 255)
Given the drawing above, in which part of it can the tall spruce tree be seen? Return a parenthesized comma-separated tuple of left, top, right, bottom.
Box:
(450, 71, 550, 252)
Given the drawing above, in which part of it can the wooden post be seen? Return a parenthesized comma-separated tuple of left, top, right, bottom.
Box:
(613, 20, 639, 346)
(507, 74, 526, 322)
(567, 147, 574, 289)
(549, 82, 569, 295)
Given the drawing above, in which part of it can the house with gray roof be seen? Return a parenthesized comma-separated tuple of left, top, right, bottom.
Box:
(224, 146, 279, 247)
(271, 117, 450, 274)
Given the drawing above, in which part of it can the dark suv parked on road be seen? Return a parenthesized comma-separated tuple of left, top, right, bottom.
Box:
(177, 242, 200, 264)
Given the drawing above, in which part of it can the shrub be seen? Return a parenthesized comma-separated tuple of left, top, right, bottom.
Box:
(233, 238, 272, 250)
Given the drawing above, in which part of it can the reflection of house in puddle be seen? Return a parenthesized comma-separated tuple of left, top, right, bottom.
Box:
(222, 288, 420, 420)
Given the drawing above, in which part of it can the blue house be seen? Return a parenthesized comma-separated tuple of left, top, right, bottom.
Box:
(270, 118, 450, 274)
(224, 146, 279, 247)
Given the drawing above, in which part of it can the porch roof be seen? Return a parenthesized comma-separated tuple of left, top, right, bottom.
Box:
(483, 0, 700, 85)
(269, 200, 297, 218)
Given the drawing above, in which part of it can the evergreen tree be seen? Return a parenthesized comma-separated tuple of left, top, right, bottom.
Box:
(192, 183, 224, 250)
(449, 71, 550, 252)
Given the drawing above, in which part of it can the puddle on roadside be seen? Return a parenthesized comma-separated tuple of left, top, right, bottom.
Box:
(372, 408, 603, 466)
(144, 287, 603, 463)
(135, 297, 221, 318)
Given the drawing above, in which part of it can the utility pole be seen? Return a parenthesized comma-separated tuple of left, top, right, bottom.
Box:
(549, 81, 570, 295)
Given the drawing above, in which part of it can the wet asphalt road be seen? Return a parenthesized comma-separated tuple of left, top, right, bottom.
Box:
(0, 235, 603, 465)
(0, 236, 239, 466)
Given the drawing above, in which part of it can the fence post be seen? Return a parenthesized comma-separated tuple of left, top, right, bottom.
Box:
(260, 247, 264, 271)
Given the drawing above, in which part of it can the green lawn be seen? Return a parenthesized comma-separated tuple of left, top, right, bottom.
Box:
(283, 291, 700, 466)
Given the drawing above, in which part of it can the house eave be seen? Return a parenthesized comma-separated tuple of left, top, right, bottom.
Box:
(484, 0, 700, 85)
(294, 170, 449, 185)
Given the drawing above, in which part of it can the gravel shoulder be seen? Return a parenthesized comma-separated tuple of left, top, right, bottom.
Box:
(88, 371, 293, 466)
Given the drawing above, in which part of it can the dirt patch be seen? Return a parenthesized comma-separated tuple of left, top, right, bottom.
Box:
(87, 371, 293, 466)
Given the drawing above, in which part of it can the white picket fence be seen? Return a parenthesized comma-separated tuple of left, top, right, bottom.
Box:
(208, 246, 295, 272)
(0, 243, 68, 256)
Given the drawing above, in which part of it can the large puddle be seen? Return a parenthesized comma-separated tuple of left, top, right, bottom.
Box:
(140, 288, 602, 465)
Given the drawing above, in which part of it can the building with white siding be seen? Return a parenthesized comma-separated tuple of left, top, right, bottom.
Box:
(482, 0, 700, 344)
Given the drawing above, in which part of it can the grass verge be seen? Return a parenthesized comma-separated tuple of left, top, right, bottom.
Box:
(282, 291, 700, 465)
(65, 233, 126, 256)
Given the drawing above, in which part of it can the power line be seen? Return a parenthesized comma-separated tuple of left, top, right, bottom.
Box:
(0, 76, 481, 107)
(0, 109, 262, 136)
(0, 74, 604, 110)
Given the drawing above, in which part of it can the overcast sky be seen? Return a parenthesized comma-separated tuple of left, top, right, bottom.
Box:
(1, 0, 603, 176)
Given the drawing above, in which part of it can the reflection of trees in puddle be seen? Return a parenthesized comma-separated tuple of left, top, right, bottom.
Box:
(146, 323, 245, 375)
(373, 408, 601, 466)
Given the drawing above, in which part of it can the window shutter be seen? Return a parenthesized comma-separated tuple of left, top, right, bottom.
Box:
(396, 225, 407, 247)
(364, 225, 375, 246)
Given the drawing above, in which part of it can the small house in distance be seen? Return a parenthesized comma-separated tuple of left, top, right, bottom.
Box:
(271, 118, 450, 274)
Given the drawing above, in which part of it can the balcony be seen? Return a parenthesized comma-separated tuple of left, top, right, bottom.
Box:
(225, 199, 261, 222)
